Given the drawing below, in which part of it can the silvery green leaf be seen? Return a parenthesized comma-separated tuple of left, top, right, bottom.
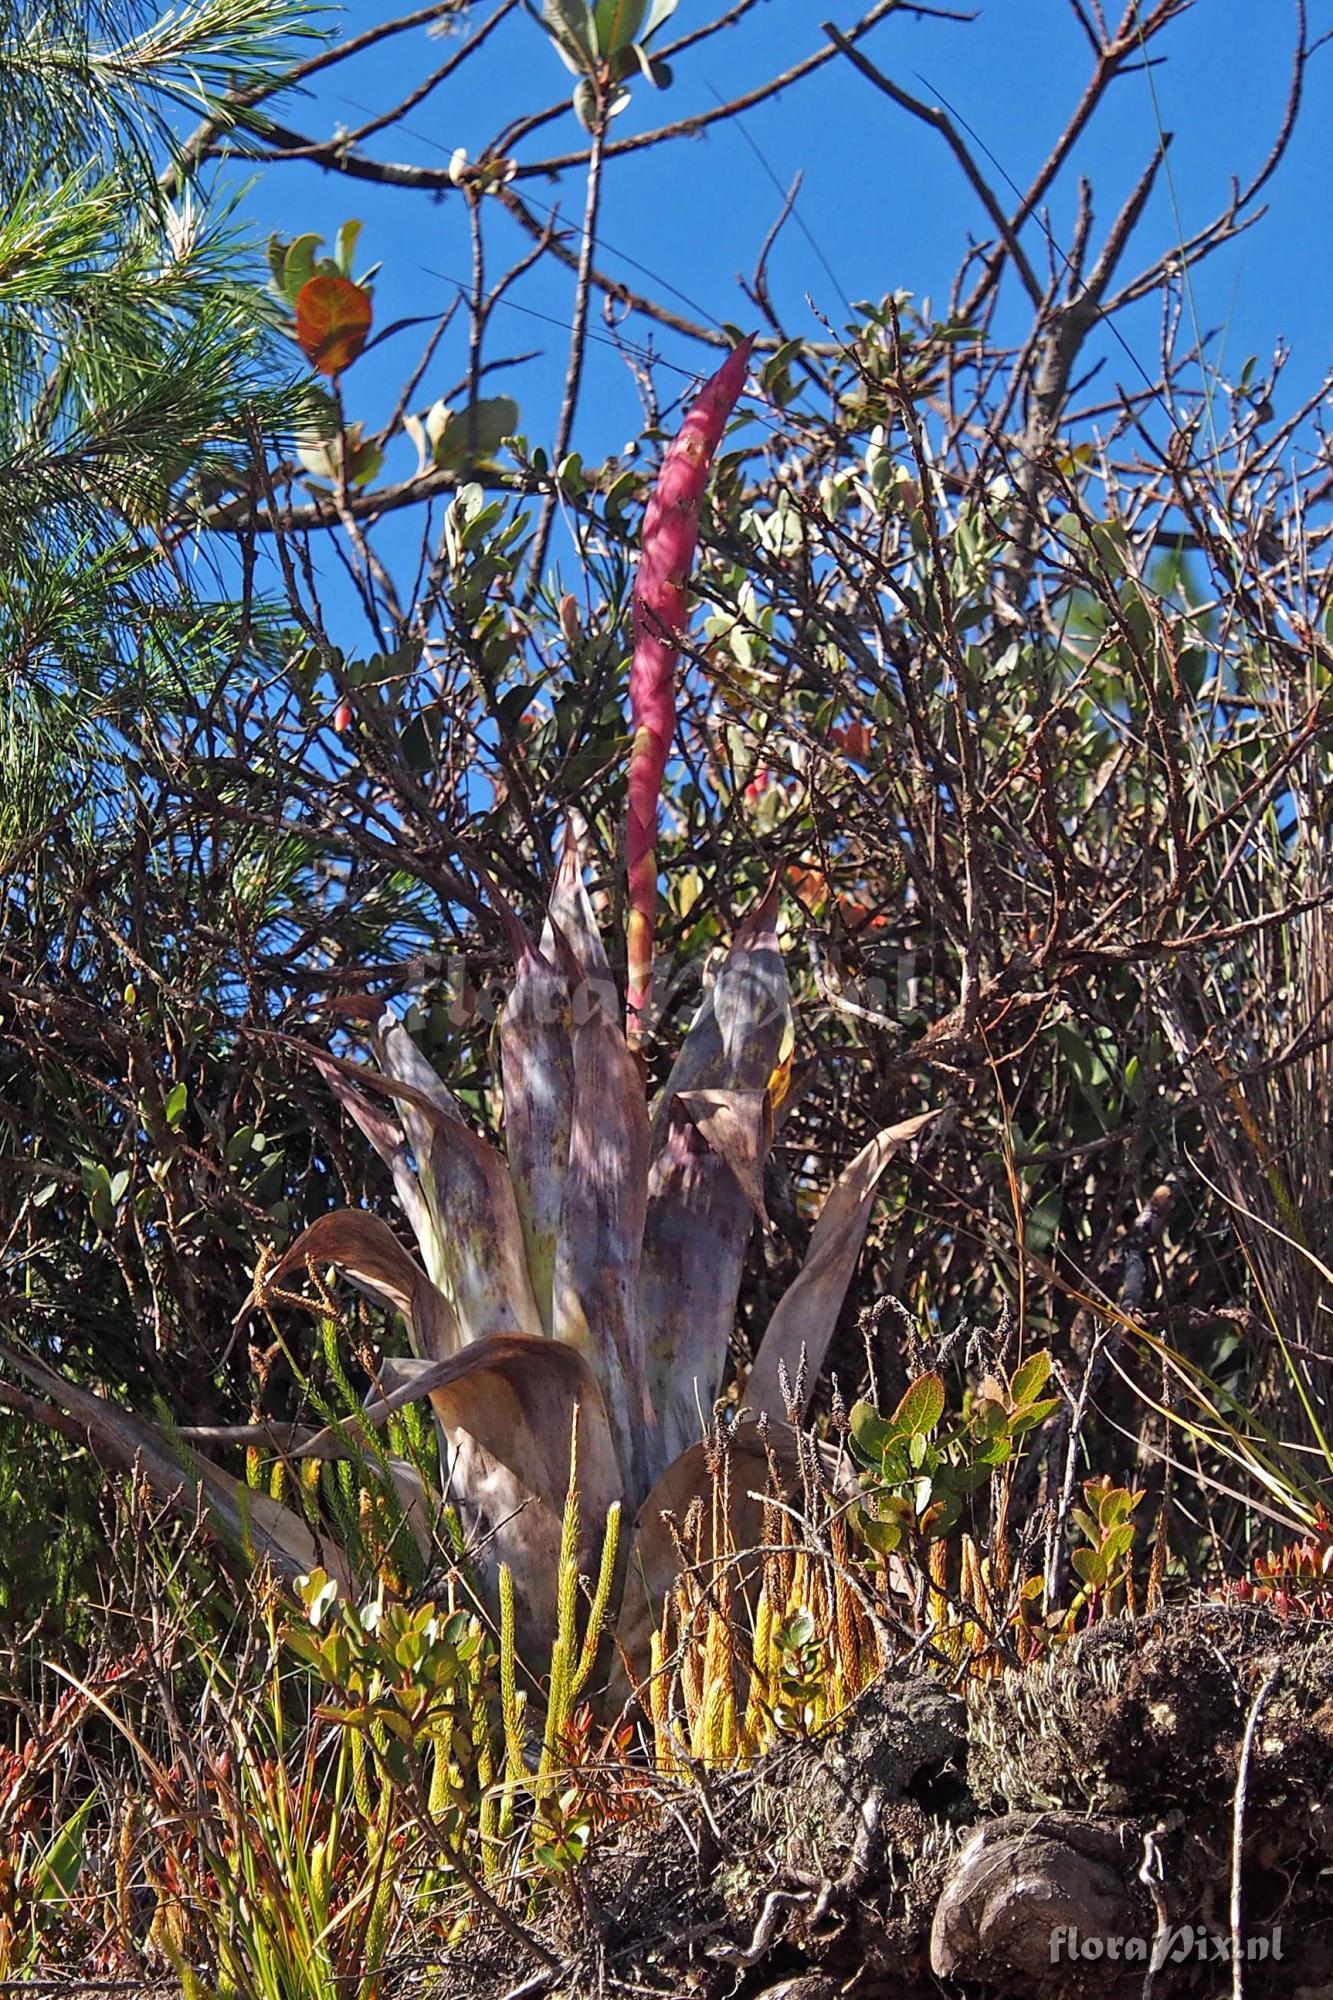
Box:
(402, 411, 428, 477)
(334, 218, 361, 276)
(641, 0, 680, 39)
(548, 36, 584, 73)
(542, 0, 594, 67)
(296, 436, 337, 483)
(431, 396, 519, 469)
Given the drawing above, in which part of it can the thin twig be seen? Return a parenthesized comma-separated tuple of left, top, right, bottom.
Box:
(1231, 1665, 1280, 1998)
(822, 22, 1044, 307)
(525, 114, 607, 597)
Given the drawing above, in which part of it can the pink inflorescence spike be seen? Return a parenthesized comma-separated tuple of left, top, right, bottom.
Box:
(626, 336, 755, 1044)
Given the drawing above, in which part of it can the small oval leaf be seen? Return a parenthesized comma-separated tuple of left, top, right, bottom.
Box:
(431, 395, 519, 469)
(892, 1371, 946, 1440)
(1010, 1349, 1052, 1408)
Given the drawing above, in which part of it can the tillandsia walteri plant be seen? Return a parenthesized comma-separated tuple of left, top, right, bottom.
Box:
(1, 343, 934, 1664)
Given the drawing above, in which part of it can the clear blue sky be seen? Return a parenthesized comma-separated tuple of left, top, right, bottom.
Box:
(219, 0, 1333, 539)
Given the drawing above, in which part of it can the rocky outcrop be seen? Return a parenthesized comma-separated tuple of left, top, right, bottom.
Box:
(438, 1603, 1333, 1998)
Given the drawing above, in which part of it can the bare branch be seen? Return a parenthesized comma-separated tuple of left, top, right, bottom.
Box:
(821, 21, 1046, 309)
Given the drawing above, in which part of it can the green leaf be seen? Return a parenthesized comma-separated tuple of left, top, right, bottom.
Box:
(1098, 1485, 1143, 1527)
(859, 1513, 903, 1555)
(970, 1395, 1007, 1439)
(1100, 1523, 1137, 1566)
(1010, 1350, 1052, 1407)
(34, 1791, 97, 1903)
(596, 0, 648, 53)
(1089, 519, 1130, 578)
(1025, 1188, 1062, 1256)
(848, 1399, 896, 1464)
(973, 1429, 1014, 1467)
(496, 681, 538, 735)
(334, 218, 362, 278)
(80, 1160, 129, 1233)
(299, 1567, 340, 1628)
(891, 1371, 946, 1440)
(949, 1460, 997, 1493)
(281, 232, 323, 304)
(267, 233, 291, 292)
(777, 1607, 815, 1650)
(282, 1626, 325, 1667)
(592, 0, 647, 55)
(163, 1080, 188, 1128)
(296, 424, 384, 491)
(622, 41, 670, 83)
(226, 1124, 257, 1165)
(1071, 1547, 1108, 1588)
(1008, 1396, 1060, 1435)
(430, 397, 520, 470)
(760, 338, 805, 407)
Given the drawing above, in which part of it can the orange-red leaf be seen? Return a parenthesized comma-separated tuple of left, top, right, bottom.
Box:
(832, 719, 874, 763)
(295, 274, 372, 377)
(785, 861, 829, 912)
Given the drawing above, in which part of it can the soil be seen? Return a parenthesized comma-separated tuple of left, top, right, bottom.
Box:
(435, 1601, 1333, 1999)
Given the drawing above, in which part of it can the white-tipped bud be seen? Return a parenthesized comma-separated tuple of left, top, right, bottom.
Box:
(448, 147, 469, 187)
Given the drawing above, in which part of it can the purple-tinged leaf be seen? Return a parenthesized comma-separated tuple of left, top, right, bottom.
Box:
(671, 1088, 770, 1218)
(250, 1208, 459, 1360)
(541, 821, 617, 1024)
(315, 1057, 433, 1259)
(553, 981, 656, 1501)
(745, 1112, 939, 1424)
(495, 901, 575, 1337)
(372, 1007, 461, 1290)
(311, 1337, 622, 1655)
(366, 1017, 544, 1345)
(635, 886, 789, 1477)
(650, 877, 791, 1149)
(419, 1102, 545, 1343)
(0, 1340, 353, 1593)
(639, 1089, 770, 1478)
